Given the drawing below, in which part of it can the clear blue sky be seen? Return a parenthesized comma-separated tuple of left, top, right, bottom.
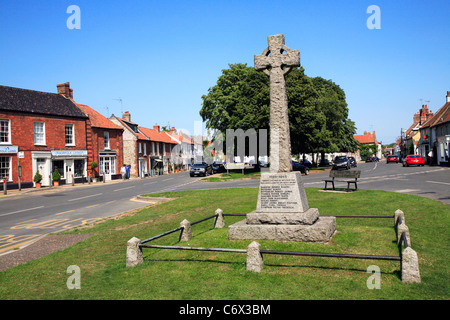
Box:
(1, 0, 449, 144)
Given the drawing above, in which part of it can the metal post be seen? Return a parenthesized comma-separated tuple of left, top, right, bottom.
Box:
(3, 178, 6, 195)
(103, 172, 105, 183)
(72, 174, 74, 186)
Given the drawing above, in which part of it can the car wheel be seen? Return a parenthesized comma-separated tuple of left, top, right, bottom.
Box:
(304, 168, 309, 175)
(190, 174, 194, 177)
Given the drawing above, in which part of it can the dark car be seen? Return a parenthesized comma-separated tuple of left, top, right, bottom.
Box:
(190, 162, 212, 177)
(300, 159, 313, 168)
(319, 159, 330, 166)
(365, 156, 376, 162)
(348, 156, 357, 167)
(332, 156, 350, 170)
(386, 155, 399, 163)
(212, 161, 225, 174)
(292, 161, 309, 175)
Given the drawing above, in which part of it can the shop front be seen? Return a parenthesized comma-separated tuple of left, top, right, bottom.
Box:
(50, 150, 88, 184)
(0, 145, 18, 184)
(99, 150, 118, 181)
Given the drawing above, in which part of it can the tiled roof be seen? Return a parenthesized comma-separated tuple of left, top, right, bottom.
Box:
(76, 104, 122, 130)
(426, 102, 450, 128)
(0, 85, 87, 118)
(112, 116, 149, 140)
(354, 132, 376, 144)
(139, 126, 178, 144)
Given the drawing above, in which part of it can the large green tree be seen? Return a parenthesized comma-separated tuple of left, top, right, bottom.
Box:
(200, 63, 357, 157)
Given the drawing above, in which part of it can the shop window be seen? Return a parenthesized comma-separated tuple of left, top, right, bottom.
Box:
(74, 159, 84, 177)
(0, 156, 11, 180)
(52, 160, 65, 178)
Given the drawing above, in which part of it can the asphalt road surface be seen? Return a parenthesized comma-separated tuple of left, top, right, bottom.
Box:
(0, 162, 448, 254)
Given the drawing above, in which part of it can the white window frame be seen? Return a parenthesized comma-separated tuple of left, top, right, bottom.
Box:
(0, 119, 11, 145)
(34, 122, 46, 146)
(104, 131, 110, 150)
(0, 156, 12, 181)
(65, 124, 75, 146)
(143, 143, 147, 156)
(139, 142, 142, 154)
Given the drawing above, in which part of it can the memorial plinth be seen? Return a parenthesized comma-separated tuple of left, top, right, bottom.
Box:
(228, 172, 336, 242)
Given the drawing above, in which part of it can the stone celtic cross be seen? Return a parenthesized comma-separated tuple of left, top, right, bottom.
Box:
(254, 34, 300, 173)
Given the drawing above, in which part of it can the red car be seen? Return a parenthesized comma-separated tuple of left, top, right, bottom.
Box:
(402, 155, 425, 167)
(386, 155, 398, 163)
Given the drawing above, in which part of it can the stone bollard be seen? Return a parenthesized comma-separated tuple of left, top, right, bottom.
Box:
(394, 209, 405, 226)
(397, 223, 411, 247)
(401, 247, 421, 283)
(214, 208, 225, 228)
(180, 219, 192, 242)
(246, 241, 263, 273)
(126, 237, 144, 267)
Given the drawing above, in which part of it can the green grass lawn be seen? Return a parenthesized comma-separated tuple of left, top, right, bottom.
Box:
(0, 188, 448, 300)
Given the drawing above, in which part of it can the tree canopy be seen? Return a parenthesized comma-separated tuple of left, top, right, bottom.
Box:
(200, 63, 358, 157)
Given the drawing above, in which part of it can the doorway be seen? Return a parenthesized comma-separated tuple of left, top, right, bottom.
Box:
(65, 159, 74, 184)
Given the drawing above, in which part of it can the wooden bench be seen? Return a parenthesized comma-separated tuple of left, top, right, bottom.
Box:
(323, 170, 361, 192)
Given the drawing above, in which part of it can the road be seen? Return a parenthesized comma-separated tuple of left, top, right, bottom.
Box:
(0, 162, 448, 254)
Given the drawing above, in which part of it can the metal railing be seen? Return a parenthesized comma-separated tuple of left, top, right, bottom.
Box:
(138, 212, 402, 262)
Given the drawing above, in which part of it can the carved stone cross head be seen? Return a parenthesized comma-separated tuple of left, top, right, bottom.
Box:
(254, 34, 300, 77)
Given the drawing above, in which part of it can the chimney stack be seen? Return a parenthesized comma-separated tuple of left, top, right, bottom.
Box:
(446, 91, 450, 103)
(57, 82, 73, 99)
(153, 124, 160, 132)
(123, 111, 131, 122)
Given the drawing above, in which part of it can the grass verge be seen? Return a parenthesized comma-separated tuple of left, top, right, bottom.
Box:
(0, 188, 448, 300)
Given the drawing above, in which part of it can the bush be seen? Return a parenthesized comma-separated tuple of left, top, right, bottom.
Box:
(52, 169, 61, 181)
(33, 171, 42, 183)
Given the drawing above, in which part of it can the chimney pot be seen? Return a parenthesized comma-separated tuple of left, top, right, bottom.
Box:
(123, 111, 131, 122)
(57, 82, 73, 99)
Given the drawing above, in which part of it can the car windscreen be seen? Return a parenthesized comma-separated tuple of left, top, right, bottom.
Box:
(335, 157, 347, 161)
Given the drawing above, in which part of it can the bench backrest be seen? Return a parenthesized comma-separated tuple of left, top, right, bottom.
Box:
(329, 170, 361, 179)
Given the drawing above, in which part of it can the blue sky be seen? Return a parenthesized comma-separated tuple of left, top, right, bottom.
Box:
(0, 0, 449, 144)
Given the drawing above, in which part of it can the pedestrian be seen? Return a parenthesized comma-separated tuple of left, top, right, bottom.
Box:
(121, 165, 126, 180)
(126, 164, 130, 179)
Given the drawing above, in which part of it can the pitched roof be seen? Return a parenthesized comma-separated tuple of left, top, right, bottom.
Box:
(426, 102, 450, 128)
(138, 127, 179, 144)
(354, 131, 377, 144)
(112, 116, 148, 140)
(0, 85, 87, 118)
(76, 104, 123, 130)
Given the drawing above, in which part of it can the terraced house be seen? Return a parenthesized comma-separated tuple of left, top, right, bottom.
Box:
(0, 82, 124, 189)
(0, 83, 89, 188)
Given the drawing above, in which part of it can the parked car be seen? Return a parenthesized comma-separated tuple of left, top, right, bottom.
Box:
(332, 156, 350, 170)
(319, 159, 330, 166)
(348, 156, 357, 167)
(212, 161, 225, 174)
(292, 161, 309, 175)
(402, 155, 425, 167)
(190, 162, 212, 177)
(365, 156, 379, 162)
(386, 155, 399, 163)
(300, 159, 313, 168)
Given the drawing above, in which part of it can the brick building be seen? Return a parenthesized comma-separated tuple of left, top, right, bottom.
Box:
(353, 131, 382, 160)
(76, 103, 124, 180)
(0, 83, 89, 188)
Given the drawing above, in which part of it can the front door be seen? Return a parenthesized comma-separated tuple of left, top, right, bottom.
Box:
(65, 159, 74, 184)
(36, 158, 50, 186)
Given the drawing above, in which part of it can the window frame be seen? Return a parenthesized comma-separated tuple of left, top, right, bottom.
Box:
(65, 124, 75, 146)
(33, 122, 46, 146)
(0, 156, 12, 181)
(104, 131, 110, 150)
(0, 119, 11, 145)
